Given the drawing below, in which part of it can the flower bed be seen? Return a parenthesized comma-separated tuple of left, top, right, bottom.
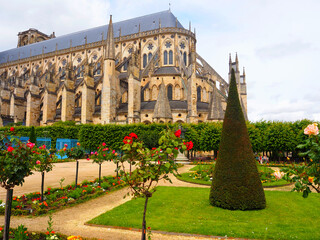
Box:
(177, 165, 291, 187)
(0, 225, 83, 239)
(0, 176, 125, 216)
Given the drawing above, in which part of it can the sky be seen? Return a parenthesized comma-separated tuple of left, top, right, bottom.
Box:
(0, 0, 319, 122)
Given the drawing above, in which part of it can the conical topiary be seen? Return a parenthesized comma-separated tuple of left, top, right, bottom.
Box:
(209, 68, 266, 210)
(30, 126, 36, 144)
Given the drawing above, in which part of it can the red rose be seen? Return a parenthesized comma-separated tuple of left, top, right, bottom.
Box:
(7, 146, 14, 152)
(9, 127, 15, 132)
(129, 132, 138, 139)
(174, 129, 181, 138)
(184, 141, 193, 150)
(123, 136, 133, 144)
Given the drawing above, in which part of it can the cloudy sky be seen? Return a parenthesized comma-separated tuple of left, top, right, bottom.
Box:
(1, 0, 319, 122)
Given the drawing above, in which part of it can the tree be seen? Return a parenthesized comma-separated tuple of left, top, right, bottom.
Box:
(115, 129, 191, 240)
(89, 143, 117, 186)
(209, 69, 266, 210)
(66, 142, 85, 187)
(0, 128, 36, 239)
(33, 144, 55, 201)
(29, 126, 36, 145)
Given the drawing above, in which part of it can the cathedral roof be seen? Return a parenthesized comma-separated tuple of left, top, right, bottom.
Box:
(0, 10, 184, 64)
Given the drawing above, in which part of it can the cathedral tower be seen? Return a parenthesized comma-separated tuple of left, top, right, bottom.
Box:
(101, 15, 117, 124)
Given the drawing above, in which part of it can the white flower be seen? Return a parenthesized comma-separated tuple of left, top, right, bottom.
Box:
(273, 171, 284, 180)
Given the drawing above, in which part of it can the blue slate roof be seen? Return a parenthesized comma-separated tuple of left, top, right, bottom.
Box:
(0, 10, 184, 65)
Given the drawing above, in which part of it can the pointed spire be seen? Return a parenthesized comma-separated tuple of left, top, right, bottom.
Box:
(243, 67, 245, 76)
(207, 84, 224, 120)
(105, 15, 115, 60)
(189, 21, 191, 31)
(235, 52, 239, 72)
(194, 27, 196, 37)
(119, 27, 122, 37)
(175, 17, 178, 28)
(153, 80, 172, 121)
(138, 23, 141, 33)
(159, 18, 161, 28)
(229, 53, 232, 64)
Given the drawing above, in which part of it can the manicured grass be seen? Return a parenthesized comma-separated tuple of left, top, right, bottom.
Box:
(89, 186, 320, 240)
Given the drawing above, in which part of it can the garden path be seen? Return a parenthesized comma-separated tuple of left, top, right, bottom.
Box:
(0, 160, 134, 201)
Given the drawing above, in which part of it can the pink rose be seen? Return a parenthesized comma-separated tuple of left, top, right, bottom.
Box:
(112, 150, 115, 154)
(304, 123, 319, 136)
(102, 142, 106, 146)
(64, 144, 68, 147)
(36, 160, 41, 165)
(27, 142, 35, 148)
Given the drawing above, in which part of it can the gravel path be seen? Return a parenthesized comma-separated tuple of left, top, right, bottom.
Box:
(0, 163, 291, 239)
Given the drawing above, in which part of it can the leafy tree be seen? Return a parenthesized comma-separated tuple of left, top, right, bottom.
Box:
(210, 69, 266, 210)
(89, 143, 118, 186)
(29, 126, 36, 145)
(66, 142, 86, 187)
(200, 123, 222, 152)
(265, 122, 296, 160)
(33, 144, 55, 201)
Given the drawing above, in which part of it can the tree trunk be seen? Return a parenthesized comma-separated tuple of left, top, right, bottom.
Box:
(75, 160, 79, 188)
(141, 196, 149, 240)
(116, 162, 119, 178)
(99, 163, 102, 187)
(3, 188, 13, 240)
(41, 172, 45, 202)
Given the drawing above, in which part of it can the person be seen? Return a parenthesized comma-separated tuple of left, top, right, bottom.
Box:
(263, 155, 269, 164)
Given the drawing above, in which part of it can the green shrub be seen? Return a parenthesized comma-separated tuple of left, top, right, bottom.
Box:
(67, 188, 83, 199)
(101, 182, 111, 190)
(210, 69, 266, 210)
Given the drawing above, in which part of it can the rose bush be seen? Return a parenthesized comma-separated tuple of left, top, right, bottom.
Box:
(283, 123, 320, 197)
(115, 128, 193, 240)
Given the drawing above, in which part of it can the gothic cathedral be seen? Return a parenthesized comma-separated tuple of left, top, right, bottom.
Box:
(0, 10, 247, 126)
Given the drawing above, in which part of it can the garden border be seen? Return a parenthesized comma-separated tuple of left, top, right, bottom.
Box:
(84, 223, 247, 240)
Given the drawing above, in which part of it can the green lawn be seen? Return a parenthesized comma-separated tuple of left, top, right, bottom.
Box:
(89, 186, 320, 240)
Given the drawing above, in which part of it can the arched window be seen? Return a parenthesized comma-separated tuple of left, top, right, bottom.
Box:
(143, 54, 147, 68)
(197, 86, 202, 102)
(123, 57, 128, 71)
(183, 52, 187, 65)
(81, 65, 84, 77)
(148, 52, 152, 62)
(95, 91, 101, 106)
(169, 50, 173, 65)
(94, 62, 101, 75)
(141, 87, 144, 102)
(167, 85, 173, 100)
(163, 51, 168, 65)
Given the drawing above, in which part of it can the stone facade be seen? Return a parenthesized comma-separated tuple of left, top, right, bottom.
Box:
(0, 10, 247, 126)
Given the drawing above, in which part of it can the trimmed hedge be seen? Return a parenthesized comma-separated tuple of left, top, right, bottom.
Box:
(0, 120, 314, 156)
(209, 69, 265, 210)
